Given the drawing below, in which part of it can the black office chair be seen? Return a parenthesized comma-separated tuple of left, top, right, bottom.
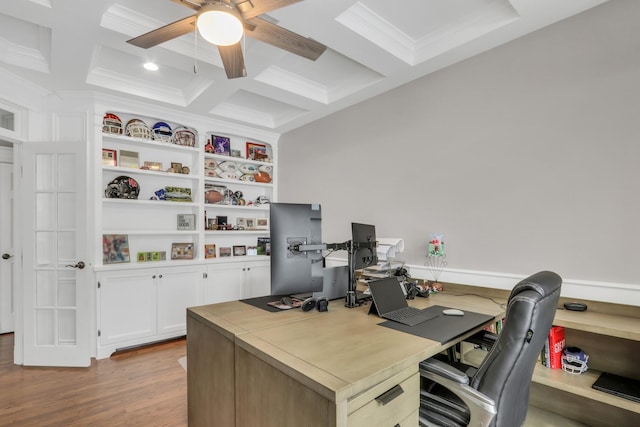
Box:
(419, 271, 562, 427)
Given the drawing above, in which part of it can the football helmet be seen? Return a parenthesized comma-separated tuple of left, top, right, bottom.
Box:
(172, 126, 197, 147)
(152, 121, 173, 143)
(125, 119, 152, 139)
(561, 346, 589, 374)
(104, 176, 140, 199)
(102, 113, 123, 134)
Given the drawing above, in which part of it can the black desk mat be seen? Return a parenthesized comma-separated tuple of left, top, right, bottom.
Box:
(378, 305, 495, 344)
(240, 295, 289, 312)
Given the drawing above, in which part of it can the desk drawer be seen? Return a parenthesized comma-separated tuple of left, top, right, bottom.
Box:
(348, 369, 419, 427)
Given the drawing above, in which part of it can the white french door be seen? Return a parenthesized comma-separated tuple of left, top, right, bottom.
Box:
(21, 141, 90, 366)
(0, 161, 14, 333)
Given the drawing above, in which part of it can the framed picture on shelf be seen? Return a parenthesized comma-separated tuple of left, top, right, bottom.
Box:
(177, 214, 196, 230)
(233, 245, 247, 256)
(207, 218, 217, 230)
(102, 149, 117, 166)
(204, 244, 216, 259)
(213, 135, 231, 156)
(170, 162, 183, 173)
(143, 161, 162, 171)
(171, 242, 194, 260)
(255, 218, 269, 230)
(151, 251, 166, 262)
(164, 186, 192, 202)
(236, 217, 247, 229)
(215, 215, 228, 229)
(219, 247, 232, 257)
(257, 237, 270, 256)
(245, 218, 256, 229)
(102, 234, 130, 264)
(119, 149, 139, 168)
(231, 149, 242, 158)
(246, 142, 267, 160)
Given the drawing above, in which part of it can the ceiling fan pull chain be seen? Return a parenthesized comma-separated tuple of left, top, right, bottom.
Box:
(193, 28, 198, 74)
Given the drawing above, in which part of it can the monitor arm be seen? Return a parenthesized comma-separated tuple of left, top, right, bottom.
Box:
(291, 240, 377, 308)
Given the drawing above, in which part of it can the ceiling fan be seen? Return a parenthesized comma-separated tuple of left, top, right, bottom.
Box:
(127, 0, 327, 79)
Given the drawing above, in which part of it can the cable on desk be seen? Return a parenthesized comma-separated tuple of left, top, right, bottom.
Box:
(438, 292, 507, 309)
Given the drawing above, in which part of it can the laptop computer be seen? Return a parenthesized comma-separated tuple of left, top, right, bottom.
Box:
(313, 266, 349, 301)
(592, 372, 640, 403)
(368, 277, 439, 327)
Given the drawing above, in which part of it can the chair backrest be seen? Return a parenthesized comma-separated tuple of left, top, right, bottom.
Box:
(470, 271, 562, 427)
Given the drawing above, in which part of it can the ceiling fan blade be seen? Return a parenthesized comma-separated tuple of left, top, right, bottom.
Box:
(127, 15, 197, 48)
(245, 16, 326, 61)
(235, 0, 303, 19)
(218, 43, 247, 79)
(169, 0, 200, 11)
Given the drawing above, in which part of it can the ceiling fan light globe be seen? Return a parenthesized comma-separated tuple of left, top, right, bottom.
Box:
(197, 6, 243, 46)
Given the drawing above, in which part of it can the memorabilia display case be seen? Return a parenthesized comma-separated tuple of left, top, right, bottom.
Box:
(95, 111, 275, 357)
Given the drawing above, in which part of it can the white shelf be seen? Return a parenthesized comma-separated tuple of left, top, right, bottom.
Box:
(103, 165, 198, 181)
(102, 132, 199, 153)
(102, 230, 199, 236)
(204, 203, 269, 211)
(204, 152, 273, 167)
(205, 230, 269, 235)
(205, 176, 273, 188)
(103, 199, 199, 208)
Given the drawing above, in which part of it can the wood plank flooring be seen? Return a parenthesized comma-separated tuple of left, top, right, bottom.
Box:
(0, 333, 187, 426)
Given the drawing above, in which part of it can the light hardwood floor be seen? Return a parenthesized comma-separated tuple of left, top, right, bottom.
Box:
(0, 333, 188, 426)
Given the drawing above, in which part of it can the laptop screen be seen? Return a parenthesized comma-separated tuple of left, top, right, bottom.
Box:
(368, 277, 407, 315)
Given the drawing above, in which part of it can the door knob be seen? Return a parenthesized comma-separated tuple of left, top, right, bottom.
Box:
(1, 253, 11, 260)
(65, 261, 86, 269)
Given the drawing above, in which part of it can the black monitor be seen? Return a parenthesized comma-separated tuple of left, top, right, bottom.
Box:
(351, 222, 378, 269)
(269, 203, 324, 296)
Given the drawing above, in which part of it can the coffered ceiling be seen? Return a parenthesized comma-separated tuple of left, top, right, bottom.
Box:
(0, 0, 608, 134)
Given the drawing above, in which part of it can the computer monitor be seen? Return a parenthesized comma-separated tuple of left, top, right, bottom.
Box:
(269, 203, 324, 296)
(351, 222, 378, 269)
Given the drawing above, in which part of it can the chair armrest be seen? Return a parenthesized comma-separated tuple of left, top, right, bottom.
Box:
(465, 330, 498, 348)
(420, 358, 469, 384)
(420, 357, 497, 426)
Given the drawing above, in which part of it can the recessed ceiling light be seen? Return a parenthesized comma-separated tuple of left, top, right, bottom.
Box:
(143, 62, 159, 71)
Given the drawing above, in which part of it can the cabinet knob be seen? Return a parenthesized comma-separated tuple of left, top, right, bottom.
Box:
(152, 275, 156, 279)
(159, 274, 163, 278)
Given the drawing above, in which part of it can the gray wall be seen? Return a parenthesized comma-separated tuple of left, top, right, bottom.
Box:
(277, 0, 639, 285)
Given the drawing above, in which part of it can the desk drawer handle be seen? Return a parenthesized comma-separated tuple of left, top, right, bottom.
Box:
(375, 384, 404, 405)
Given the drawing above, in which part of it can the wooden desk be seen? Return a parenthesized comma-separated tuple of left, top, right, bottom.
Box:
(187, 293, 504, 427)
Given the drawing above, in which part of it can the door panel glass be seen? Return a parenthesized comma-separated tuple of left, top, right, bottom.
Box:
(57, 154, 75, 191)
(36, 309, 55, 345)
(35, 270, 56, 307)
(35, 193, 54, 229)
(35, 154, 55, 192)
(57, 272, 76, 306)
(58, 309, 76, 344)
(35, 231, 55, 267)
(0, 108, 14, 131)
(57, 193, 75, 229)
(57, 231, 75, 265)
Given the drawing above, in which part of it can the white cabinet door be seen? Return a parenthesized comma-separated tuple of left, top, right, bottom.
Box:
(203, 263, 244, 304)
(243, 261, 270, 299)
(97, 269, 156, 346)
(157, 266, 201, 335)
